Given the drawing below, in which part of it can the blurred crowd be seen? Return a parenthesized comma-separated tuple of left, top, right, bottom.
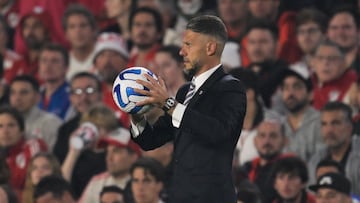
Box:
(0, 0, 360, 202)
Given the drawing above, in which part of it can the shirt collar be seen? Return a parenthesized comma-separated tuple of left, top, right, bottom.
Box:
(193, 64, 221, 92)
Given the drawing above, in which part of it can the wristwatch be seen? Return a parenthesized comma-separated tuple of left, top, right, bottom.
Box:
(162, 97, 177, 112)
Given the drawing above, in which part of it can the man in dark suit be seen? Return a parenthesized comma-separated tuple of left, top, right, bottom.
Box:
(130, 15, 247, 203)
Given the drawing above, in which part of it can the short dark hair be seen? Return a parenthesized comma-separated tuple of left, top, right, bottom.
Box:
(62, 4, 96, 31)
(99, 185, 124, 198)
(186, 15, 228, 44)
(10, 75, 40, 92)
(246, 19, 278, 41)
(129, 7, 163, 33)
(157, 45, 183, 63)
(296, 8, 328, 33)
(271, 156, 309, 183)
(34, 175, 74, 200)
(316, 159, 344, 174)
(70, 71, 102, 92)
(313, 39, 345, 58)
(321, 101, 353, 123)
(40, 43, 69, 67)
(130, 157, 165, 183)
(0, 106, 24, 131)
(329, 4, 360, 29)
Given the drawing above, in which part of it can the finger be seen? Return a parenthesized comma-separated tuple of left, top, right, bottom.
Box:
(133, 88, 151, 96)
(143, 73, 158, 84)
(136, 79, 152, 89)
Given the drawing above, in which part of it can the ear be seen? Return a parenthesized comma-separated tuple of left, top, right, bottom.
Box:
(206, 41, 217, 56)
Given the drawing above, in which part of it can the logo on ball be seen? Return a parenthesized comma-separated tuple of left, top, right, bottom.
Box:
(112, 67, 157, 114)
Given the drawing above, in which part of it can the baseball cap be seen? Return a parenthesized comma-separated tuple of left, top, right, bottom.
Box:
(93, 32, 129, 61)
(309, 172, 351, 195)
(281, 64, 312, 91)
(97, 127, 142, 156)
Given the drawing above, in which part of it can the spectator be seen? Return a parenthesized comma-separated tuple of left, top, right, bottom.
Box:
(130, 157, 165, 203)
(163, 0, 216, 46)
(246, 0, 302, 65)
(271, 156, 316, 203)
(242, 116, 290, 202)
(5, 7, 52, 83)
(0, 155, 18, 203)
(0, 0, 20, 48)
(309, 173, 352, 203)
(92, 32, 130, 127)
(279, 66, 323, 162)
(0, 106, 47, 195)
(53, 72, 102, 163)
(103, 0, 136, 40)
(37, 43, 70, 120)
(236, 179, 262, 203)
(217, 0, 248, 69)
(327, 5, 360, 73)
(62, 4, 97, 80)
(244, 20, 288, 108)
(308, 101, 360, 196)
(315, 159, 360, 202)
(0, 15, 22, 84)
(22, 152, 62, 203)
(33, 175, 76, 203)
(9, 75, 63, 150)
(128, 7, 163, 74)
(292, 8, 327, 74)
(79, 127, 141, 203)
(311, 40, 357, 110)
(218, 0, 248, 42)
(99, 185, 125, 203)
(229, 68, 264, 166)
(154, 45, 187, 97)
(61, 104, 118, 198)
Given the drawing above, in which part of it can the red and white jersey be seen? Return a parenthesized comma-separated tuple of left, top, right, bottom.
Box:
(6, 138, 47, 191)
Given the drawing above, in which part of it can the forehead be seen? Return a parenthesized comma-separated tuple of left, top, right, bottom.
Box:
(258, 121, 281, 132)
(283, 75, 305, 85)
(330, 12, 356, 25)
(247, 29, 274, 40)
(23, 16, 43, 26)
(315, 45, 341, 55)
(321, 110, 345, 120)
(298, 21, 321, 29)
(40, 50, 64, 59)
(132, 167, 155, 179)
(133, 12, 156, 23)
(71, 76, 98, 87)
(11, 80, 34, 89)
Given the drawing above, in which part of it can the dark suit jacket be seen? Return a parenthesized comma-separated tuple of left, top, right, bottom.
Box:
(133, 67, 247, 203)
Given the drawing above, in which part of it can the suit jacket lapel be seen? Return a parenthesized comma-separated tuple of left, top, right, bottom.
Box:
(187, 66, 226, 108)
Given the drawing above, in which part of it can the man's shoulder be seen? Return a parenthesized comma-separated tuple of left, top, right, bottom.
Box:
(88, 172, 111, 183)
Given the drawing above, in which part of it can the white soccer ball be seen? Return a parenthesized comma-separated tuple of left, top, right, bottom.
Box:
(112, 67, 157, 114)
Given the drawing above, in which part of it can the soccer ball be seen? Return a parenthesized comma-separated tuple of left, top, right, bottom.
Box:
(112, 67, 157, 114)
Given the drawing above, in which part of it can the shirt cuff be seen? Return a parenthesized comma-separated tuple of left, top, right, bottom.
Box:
(130, 118, 147, 138)
(172, 103, 186, 128)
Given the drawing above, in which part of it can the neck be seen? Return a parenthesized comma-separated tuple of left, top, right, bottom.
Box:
(44, 79, 64, 98)
(287, 106, 308, 131)
(345, 46, 358, 69)
(330, 139, 351, 162)
(117, 14, 130, 40)
(112, 171, 129, 180)
(71, 43, 95, 62)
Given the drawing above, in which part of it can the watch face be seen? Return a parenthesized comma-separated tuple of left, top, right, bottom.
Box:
(167, 98, 175, 106)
